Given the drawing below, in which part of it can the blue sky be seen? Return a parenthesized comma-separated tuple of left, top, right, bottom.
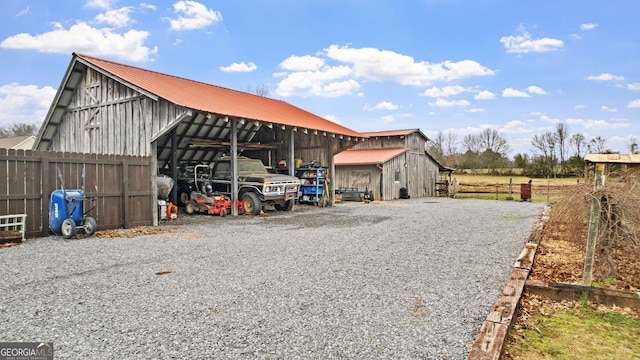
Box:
(1, 0, 639, 157)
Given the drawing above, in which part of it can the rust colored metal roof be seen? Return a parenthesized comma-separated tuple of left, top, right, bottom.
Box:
(359, 128, 421, 137)
(334, 148, 407, 166)
(584, 153, 640, 164)
(75, 53, 361, 137)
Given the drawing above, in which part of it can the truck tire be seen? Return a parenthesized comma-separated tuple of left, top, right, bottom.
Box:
(241, 192, 262, 216)
(274, 199, 294, 211)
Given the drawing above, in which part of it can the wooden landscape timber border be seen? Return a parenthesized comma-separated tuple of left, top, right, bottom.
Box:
(468, 199, 640, 359)
(0, 148, 153, 238)
(467, 204, 551, 360)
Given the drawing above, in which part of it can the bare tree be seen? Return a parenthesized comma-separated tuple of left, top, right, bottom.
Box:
(427, 132, 445, 164)
(628, 136, 639, 154)
(570, 133, 586, 158)
(246, 83, 270, 97)
(478, 128, 511, 156)
(462, 133, 483, 154)
(0, 123, 39, 138)
(555, 123, 569, 171)
(444, 131, 458, 167)
(587, 136, 608, 154)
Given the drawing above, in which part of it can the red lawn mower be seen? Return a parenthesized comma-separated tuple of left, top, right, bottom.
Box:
(184, 192, 243, 217)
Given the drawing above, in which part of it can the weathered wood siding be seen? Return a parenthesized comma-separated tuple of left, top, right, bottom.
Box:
(338, 131, 439, 200)
(334, 165, 380, 198)
(356, 132, 427, 152)
(47, 67, 189, 157)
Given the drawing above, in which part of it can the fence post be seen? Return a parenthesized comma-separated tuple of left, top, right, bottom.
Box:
(582, 163, 604, 286)
(41, 155, 50, 237)
(122, 160, 130, 229)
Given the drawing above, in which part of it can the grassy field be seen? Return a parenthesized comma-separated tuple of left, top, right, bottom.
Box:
(450, 174, 583, 202)
(505, 304, 640, 359)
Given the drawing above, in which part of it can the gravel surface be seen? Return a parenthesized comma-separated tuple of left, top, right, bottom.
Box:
(0, 197, 544, 359)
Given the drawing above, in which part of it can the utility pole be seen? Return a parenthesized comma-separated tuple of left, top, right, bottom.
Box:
(582, 163, 605, 286)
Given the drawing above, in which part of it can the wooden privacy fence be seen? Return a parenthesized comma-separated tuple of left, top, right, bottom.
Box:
(0, 149, 153, 238)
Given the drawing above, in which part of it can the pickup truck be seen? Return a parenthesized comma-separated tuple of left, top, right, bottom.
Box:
(210, 157, 301, 215)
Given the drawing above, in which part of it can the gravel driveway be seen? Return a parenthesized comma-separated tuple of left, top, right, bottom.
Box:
(0, 197, 544, 359)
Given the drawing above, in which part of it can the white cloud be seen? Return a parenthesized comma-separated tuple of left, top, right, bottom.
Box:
(381, 115, 395, 123)
(0, 83, 57, 127)
(323, 114, 340, 124)
(571, 33, 582, 40)
(574, 104, 587, 109)
(219, 61, 257, 73)
(0, 22, 157, 62)
(601, 105, 617, 112)
(538, 114, 561, 123)
(85, 0, 116, 9)
(428, 98, 470, 107)
(16, 6, 30, 17)
(580, 23, 598, 30)
(474, 90, 495, 100)
(628, 99, 640, 108)
(279, 55, 324, 72)
(140, 3, 156, 11)
(363, 101, 399, 111)
(586, 73, 625, 81)
(502, 120, 532, 133)
(94, 7, 134, 28)
(466, 108, 485, 113)
(627, 83, 640, 91)
(419, 85, 468, 98)
(502, 88, 531, 98)
(168, 1, 222, 31)
(275, 44, 494, 98)
(324, 44, 494, 86)
(275, 65, 359, 97)
(527, 85, 548, 95)
(500, 26, 563, 54)
(566, 118, 631, 129)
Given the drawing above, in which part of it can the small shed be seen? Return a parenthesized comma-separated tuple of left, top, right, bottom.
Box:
(334, 129, 440, 200)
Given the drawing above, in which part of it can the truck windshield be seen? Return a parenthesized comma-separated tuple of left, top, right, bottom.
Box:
(238, 160, 268, 175)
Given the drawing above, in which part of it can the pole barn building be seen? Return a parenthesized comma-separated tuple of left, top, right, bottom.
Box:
(34, 53, 364, 222)
(334, 129, 441, 200)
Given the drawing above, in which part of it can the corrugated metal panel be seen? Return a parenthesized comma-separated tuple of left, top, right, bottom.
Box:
(75, 53, 362, 138)
(334, 148, 407, 165)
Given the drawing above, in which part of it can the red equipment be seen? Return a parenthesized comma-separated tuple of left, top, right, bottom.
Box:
(185, 192, 243, 217)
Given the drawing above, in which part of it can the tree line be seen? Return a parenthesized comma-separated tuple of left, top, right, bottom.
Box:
(427, 125, 640, 178)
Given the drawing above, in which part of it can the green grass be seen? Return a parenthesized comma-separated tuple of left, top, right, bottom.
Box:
(509, 307, 640, 359)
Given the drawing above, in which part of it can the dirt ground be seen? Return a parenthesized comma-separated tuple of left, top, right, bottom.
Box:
(529, 217, 640, 292)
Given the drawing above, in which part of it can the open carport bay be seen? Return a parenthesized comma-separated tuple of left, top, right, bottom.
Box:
(0, 198, 544, 359)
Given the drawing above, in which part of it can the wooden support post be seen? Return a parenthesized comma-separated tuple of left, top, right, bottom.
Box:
(230, 117, 238, 216)
(288, 128, 295, 177)
(582, 163, 604, 286)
